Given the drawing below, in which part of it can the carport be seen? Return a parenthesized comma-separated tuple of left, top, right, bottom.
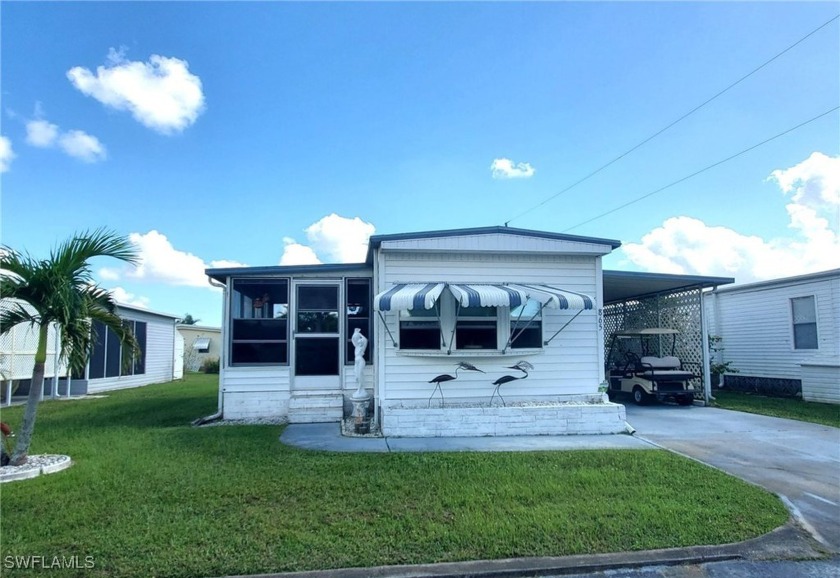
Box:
(602, 271, 734, 403)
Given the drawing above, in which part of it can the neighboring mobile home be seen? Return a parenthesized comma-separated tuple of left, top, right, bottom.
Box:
(705, 269, 840, 404)
(177, 324, 222, 372)
(1, 301, 182, 401)
(207, 226, 636, 436)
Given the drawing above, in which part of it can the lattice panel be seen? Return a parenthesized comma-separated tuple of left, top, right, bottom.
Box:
(604, 288, 705, 399)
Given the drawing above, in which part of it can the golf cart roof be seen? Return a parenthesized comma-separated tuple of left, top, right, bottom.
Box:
(613, 328, 680, 336)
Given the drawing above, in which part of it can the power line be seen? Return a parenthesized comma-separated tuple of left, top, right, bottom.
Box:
(504, 13, 840, 226)
(560, 106, 839, 233)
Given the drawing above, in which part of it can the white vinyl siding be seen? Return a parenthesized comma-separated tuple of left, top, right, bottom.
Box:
(376, 251, 601, 404)
(801, 361, 840, 404)
(705, 271, 840, 381)
(222, 365, 290, 419)
(87, 309, 177, 393)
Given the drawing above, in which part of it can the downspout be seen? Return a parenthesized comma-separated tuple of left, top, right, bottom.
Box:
(193, 276, 227, 426)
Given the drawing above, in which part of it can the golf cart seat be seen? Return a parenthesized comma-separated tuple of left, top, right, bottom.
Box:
(638, 356, 694, 380)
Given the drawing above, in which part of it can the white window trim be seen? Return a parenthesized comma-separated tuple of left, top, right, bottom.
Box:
(789, 294, 819, 352)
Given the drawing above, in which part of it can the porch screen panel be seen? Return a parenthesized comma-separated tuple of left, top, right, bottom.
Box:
(133, 321, 147, 375)
(346, 278, 372, 364)
(231, 278, 289, 365)
(105, 325, 121, 378)
(88, 320, 107, 379)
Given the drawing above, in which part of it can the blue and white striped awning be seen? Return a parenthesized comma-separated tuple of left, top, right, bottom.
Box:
(510, 284, 594, 310)
(374, 283, 446, 312)
(448, 284, 528, 308)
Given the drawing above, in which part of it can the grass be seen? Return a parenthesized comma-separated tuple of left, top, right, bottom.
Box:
(713, 390, 840, 428)
(0, 374, 788, 578)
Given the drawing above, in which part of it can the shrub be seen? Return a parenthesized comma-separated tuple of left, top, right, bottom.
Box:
(200, 357, 220, 374)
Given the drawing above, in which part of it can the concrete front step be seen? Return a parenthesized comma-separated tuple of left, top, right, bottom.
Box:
(288, 392, 343, 423)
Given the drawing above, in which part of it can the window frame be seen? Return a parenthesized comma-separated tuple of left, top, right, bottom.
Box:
(229, 277, 291, 366)
(87, 319, 147, 379)
(790, 295, 819, 351)
(398, 305, 443, 351)
(395, 291, 545, 354)
(454, 305, 499, 350)
(345, 278, 373, 364)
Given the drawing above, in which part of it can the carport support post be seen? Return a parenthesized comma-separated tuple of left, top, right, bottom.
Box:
(700, 290, 712, 404)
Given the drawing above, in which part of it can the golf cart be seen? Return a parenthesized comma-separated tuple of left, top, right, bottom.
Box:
(605, 328, 698, 405)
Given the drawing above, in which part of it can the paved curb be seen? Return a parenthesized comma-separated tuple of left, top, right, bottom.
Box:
(220, 521, 826, 578)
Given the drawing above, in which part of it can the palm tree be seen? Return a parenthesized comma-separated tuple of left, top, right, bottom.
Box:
(181, 313, 200, 325)
(0, 229, 139, 465)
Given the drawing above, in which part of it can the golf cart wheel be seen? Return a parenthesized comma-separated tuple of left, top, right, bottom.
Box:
(632, 386, 650, 405)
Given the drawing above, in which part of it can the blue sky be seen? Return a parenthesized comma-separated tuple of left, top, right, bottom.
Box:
(1, 2, 838, 326)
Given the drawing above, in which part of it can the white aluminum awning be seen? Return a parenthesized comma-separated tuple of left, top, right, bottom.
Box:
(448, 284, 528, 308)
(374, 283, 446, 312)
(192, 337, 211, 350)
(510, 284, 594, 310)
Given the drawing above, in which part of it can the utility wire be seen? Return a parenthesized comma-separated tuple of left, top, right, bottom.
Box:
(504, 13, 840, 226)
(560, 106, 839, 233)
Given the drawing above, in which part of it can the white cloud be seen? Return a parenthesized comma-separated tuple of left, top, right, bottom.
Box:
(621, 153, 840, 283)
(304, 214, 375, 263)
(58, 130, 107, 163)
(24, 115, 106, 163)
(99, 230, 246, 288)
(108, 286, 151, 309)
(769, 152, 840, 207)
(279, 237, 322, 266)
(209, 259, 247, 269)
(0, 136, 14, 172)
(67, 49, 205, 134)
(25, 119, 59, 147)
(279, 214, 375, 265)
(491, 157, 535, 179)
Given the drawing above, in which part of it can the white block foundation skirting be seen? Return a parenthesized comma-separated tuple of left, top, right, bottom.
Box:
(381, 402, 628, 438)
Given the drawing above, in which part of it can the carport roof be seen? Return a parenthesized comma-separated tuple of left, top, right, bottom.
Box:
(603, 270, 734, 304)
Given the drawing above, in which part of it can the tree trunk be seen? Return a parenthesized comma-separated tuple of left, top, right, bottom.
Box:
(10, 324, 48, 466)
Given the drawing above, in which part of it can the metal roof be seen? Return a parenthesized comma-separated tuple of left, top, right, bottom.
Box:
(602, 270, 734, 304)
(205, 262, 370, 283)
(366, 226, 622, 262)
(116, 302, 181, 320)
(709, 268, 839, 295)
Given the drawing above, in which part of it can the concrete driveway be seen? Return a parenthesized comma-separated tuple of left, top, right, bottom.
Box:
(624, 403, 840, 552)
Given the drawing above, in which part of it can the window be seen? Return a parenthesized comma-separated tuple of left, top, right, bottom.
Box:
(346, 278, 372, 364)
(87, 319, 147, 378)
(399, 308, 441, 350)
(88, 321, 107, 379)
(231, 279, 289, 364)
(510, 299, 542, 349)
(791, 296, 818, 350)
(192, 337, 211, 353)
(456, 306, 497, 350)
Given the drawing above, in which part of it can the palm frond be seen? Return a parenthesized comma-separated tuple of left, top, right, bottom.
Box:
(51, 228, 139, 278)
(0, 301, 39, 336)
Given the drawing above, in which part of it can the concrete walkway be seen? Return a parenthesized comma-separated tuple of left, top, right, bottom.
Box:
(280, 422, 652, 452)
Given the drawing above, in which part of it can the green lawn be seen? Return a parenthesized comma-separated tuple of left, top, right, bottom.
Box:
(1, 374, 787, 578)
(713, 390, 840, 428)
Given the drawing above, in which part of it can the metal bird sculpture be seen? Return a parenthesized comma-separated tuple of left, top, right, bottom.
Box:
(428, 362, 484, 407)
(490, 361, 534, 406)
